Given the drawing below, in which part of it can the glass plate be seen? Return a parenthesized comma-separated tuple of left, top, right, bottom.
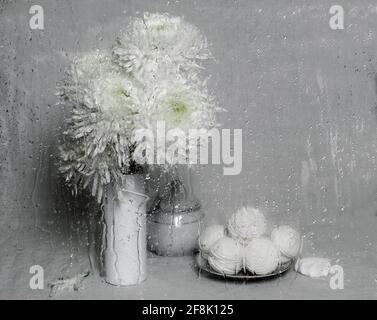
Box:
(195, 252, 294, 280)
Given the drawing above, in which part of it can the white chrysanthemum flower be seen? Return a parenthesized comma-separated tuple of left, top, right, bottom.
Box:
(132, 74, 218, 165)
(59, 14, 220, 201)
(112, 12, 211, 82)
(59, 51, 143, 201)
(61, 51, 117, 102)
(142, 75, 216, 131)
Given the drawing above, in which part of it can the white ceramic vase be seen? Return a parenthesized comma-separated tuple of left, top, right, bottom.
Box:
(103, 174, 148, 286)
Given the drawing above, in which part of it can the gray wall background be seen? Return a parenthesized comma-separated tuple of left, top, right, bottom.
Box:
(1, 0, 377, 253)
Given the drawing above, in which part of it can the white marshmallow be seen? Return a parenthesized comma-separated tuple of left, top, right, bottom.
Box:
(227, 206, 267, 241)
(271, 225, 301, 259)
(294, 257, 331, 278)
(208, 237, 243, 275)
(245, 237, 280, 275)
(198, 225, 226, 259)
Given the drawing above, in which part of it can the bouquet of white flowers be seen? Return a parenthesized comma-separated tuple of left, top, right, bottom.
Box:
(59, 12, 218, 202)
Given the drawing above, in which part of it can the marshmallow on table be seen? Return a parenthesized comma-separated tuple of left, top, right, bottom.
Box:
(227, 206, 267, 241)
(198, 225, 226, 259)
(208, 236, 243, 275)
(244, 237, 280, 275)
(295, 257, 331, 277)
(271, 225, 301, 262)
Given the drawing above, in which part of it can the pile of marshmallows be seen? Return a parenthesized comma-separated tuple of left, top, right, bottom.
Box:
(198, 206, 301, 275)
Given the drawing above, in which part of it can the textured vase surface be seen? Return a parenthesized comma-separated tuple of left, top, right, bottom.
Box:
(104, 174, 147, 286)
